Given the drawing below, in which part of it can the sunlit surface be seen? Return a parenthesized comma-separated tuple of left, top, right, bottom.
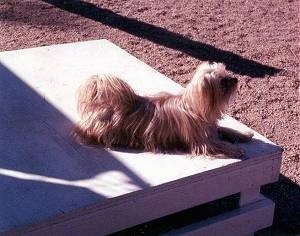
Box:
(0, 168, 141, 198)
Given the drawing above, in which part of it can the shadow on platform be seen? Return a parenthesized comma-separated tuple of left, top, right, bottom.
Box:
(0, 62, 148, 233)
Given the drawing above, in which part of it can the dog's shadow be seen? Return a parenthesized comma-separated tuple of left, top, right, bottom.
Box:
(40, 0, 281, 78)
(103, 134, 282, 161)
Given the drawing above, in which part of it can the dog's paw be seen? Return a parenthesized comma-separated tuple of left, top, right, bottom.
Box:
(240, 130, 254, 142)
(217, 126, 253, 143)
(230, 147, 247, 159)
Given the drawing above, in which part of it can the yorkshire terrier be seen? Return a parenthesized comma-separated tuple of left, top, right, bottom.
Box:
(73, 62, 253, 158)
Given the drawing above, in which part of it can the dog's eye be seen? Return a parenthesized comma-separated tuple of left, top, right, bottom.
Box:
(221, 77, 237, 91)
(221, 77, 230, 88)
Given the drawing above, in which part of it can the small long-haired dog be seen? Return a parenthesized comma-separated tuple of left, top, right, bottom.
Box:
(73, 62, 253, 158)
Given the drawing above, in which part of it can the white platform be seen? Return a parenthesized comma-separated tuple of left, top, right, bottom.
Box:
(0, 40, 282, 235)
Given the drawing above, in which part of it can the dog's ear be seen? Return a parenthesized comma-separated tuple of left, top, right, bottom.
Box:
(199, 76, 208, 90)
(200, 74, 213, 91)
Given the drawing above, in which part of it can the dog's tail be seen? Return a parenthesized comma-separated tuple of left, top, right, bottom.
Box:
(76, 74, 136, 115)
(74, 74, 137, 144)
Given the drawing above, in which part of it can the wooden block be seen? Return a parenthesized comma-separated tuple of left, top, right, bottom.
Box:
(166, 196, 275, 236)
(239, 187, 261, 207)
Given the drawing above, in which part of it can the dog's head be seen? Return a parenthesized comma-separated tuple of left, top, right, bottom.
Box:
(183, 62, 237, 122)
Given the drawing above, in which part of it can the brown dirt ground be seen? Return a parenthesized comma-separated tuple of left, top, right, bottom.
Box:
(0, 0, 299, 234)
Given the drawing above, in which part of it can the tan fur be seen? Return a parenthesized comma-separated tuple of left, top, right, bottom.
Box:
(73, 62, 253, 158)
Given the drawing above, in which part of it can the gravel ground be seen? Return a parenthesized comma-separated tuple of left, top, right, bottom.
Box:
(0, 0, 299, 234)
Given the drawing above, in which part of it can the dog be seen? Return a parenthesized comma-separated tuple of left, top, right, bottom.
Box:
(73, 62, 253, 158)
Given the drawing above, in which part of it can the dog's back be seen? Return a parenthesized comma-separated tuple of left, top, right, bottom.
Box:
(75, 74, 184, 150)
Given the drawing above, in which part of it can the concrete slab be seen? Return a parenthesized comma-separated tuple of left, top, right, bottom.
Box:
(0, 40, 282, 235)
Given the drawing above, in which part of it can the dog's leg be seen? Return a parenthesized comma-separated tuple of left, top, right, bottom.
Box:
(217, 126, 254, 143)
(210, 141, 246, 159)
(191, 141, 245, 159)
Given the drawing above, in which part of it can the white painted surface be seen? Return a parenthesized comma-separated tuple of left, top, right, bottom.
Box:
(0, 40, 282, 234)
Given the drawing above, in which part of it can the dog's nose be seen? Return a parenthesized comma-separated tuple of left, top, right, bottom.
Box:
(226, 77, 237, 84)
(231, 77, 238, 84)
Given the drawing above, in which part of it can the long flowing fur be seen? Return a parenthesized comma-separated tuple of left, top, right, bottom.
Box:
(73, 62, 253, 158)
